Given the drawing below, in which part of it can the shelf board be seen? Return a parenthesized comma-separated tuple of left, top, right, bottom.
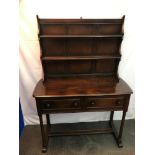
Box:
(40, 22, 122, 25)
(46, 73, 114, 78)
(39, 34, 123, 38)
(41, 55, 121, 61)
(39, 18, 122, 25)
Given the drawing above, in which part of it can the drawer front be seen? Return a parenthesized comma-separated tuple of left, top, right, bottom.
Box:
(86, 97, 124, 110)
(39, 98, 81, 112)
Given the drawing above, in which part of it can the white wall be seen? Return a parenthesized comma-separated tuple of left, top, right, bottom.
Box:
(19, 0, 135, 125)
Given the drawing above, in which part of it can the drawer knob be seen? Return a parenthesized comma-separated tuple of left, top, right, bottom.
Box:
(116, 100, 121, 105)
(90, 101, 95, 105)
(46, 103, 51, 107)
(74, 102, 78, 107)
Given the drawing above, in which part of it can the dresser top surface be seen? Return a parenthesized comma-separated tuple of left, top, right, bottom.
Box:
(33, 76, 132, 98)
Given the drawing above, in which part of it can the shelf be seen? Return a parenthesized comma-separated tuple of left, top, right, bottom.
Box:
(41, 55, 121, 61)
(45, 73, 114, 78)
(40, 22, 122, 25)
(39, 34, 123, 38)
(39, 19, 123, 25)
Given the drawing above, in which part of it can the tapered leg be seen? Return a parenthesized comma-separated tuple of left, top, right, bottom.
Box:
(39, 114, 47, 153)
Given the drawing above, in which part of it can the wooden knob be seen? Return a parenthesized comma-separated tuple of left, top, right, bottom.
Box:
(74, 102, 78, 106)
(116, 100, 121, 105)
(46, 103, 50, 107)
(91, 101, 95, 105)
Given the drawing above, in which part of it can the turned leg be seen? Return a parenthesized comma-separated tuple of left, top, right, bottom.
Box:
(46, 114, 50, 146)
(39, 114, 48, 153)
(117, 111, 126, 147)
(46, 114, 51, 130)
(109, 111, 114, 125)
(110, 110, 127, 148)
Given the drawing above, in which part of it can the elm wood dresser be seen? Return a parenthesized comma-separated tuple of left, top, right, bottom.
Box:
(33, 15, 132, 153)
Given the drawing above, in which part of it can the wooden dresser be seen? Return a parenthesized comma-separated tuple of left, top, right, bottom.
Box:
(33, 15, 132, 153)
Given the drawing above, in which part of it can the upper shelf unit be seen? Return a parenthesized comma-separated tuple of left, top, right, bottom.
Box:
(37, 16, 125, 79)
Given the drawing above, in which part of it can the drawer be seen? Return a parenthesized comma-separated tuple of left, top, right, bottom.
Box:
(39, 98, 81, 111)
(86, 97, 124, 110)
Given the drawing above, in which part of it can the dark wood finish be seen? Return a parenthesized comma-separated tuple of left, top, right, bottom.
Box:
(42, 55, 121, 60)
(39, 115, 48, 152)
(109, 111, 127, 148)
(39, 35, 123, 38)
(33, 77, 132, 97)
(86, 96, 124, 110)
(33, 15, 132, 153)
(110, 111, 114, 124)
(46, 114, 51, 130)
(48, 128, 113, 137)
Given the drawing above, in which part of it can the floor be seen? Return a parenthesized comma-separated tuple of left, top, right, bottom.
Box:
(19, 119, 135, 155)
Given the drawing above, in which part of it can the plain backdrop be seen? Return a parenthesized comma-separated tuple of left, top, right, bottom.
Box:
(19, 0, 135, 125)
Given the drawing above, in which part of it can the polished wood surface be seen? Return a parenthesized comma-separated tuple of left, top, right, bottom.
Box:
(33, 77, 132, 97)
(41, 55, 121, 60)
(34, 15, 132, 153)
(39, 35, 123, 38)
